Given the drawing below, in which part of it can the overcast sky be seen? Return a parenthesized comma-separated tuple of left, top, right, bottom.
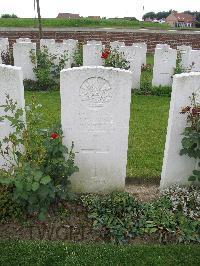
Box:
(0, 0, 200, 20)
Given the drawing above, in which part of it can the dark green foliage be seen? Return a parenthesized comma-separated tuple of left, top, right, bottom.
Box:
(142, 11, 171, 20)
(81, 192, 143, 243)
(1, 14, 18, 18)
(0, 186, 23, 222)
(82, 189, 200, 244)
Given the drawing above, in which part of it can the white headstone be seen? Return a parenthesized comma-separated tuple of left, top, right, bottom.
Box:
(152, 47, 177, 87)
(63, 39, 78, 46)
(63, 40, 78, 67)
(132, 43, 147, 65)
(177, 45, 192, 72)
(87, 40, 102, 45)
(41, 39, 70, 68)
(16, 38, 31, 43)
(188, 50, 200, 72)
(0, 65, 25, 169)
(83, 44, 103, 66)
(40, 39, 55, 49)
(60, 66, 132, 193)
(161, 72, 200, 189)
(156, 44, 170, 49)
(110, 41, 125, 50)
(0, 38, 9, 64)
(13, 42, 36, 80)
(120, 46, 142, 89)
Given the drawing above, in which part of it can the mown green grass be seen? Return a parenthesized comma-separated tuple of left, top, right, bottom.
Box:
(0, 240, 199, 266)
(25, 92, 170, 180)
(0, 18, 170, 29)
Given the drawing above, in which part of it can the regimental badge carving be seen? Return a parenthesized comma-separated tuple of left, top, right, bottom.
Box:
(195, 87, 200, 104)
(80, 77, 112, 108)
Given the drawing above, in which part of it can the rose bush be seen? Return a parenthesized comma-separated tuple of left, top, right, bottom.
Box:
(0, 95, 78, 220)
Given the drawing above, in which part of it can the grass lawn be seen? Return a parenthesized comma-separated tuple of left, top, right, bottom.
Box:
(0, 18, 170, 29)
(0, 241, 199, 266)
(25, 92, 170, 181)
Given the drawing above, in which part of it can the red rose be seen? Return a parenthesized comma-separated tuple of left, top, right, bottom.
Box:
(50, 132, 59, 139)
(101, 49, 110, 59)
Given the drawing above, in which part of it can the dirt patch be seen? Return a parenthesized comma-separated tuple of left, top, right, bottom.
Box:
(125, 184, 160, 202)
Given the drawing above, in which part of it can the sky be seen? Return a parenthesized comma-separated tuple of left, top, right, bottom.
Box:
(0, 0, 200, 20)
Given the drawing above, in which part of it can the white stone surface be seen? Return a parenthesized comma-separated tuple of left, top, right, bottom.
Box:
(60, 66, 132, 193)
(40, 39, 55, 49)
(63, 40, 78, 67)
(152, 46, 177, 87)
(63, 39, 78, 46)
(87, 40, 102, 45)
(0, 38, 9, 64)
(120, 45, 142, 89)
(110, 41, 125, 50)
(16, 38, 31, 43)
(177, 45, 192, 71)
(156, 44, 170, 49)
(160, 72, 200, 189)
(0, 64, 25, 169)
(83, 44, 103, 66)
(132, 42, 147, 65)
(13, 42, 36, 80)
(188, 50, 200, 72)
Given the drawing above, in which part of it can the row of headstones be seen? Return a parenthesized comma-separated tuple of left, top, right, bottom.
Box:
(1, 37, 200, 84)
(0, 63, 199, 192)
(1, 37, 200, 89)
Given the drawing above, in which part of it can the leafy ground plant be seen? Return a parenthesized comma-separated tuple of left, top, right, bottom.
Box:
(82, 188, 200, 244)
(0, 95, 78, 220)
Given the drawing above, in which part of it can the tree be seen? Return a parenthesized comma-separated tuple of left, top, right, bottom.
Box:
(142, 12, 156, 20)
(34, 0, 42, 39)
(1, 14, 18, 18)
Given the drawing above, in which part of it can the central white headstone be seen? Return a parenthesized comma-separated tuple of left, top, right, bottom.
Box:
(0, 65, 25, 169)
(60, 66, 132, 193)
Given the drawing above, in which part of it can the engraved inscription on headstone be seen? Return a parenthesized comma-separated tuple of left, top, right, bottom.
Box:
(60, 67, 132, 193)
(80, 77, 112, 109)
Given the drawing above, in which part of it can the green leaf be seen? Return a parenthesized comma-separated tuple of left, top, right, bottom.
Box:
(32, 182, 39, 191)
(40, 175, 51, 185)
(188, 176, 196, 182)
(38, 211, 46, 221)
(34, 170, 43, 181)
